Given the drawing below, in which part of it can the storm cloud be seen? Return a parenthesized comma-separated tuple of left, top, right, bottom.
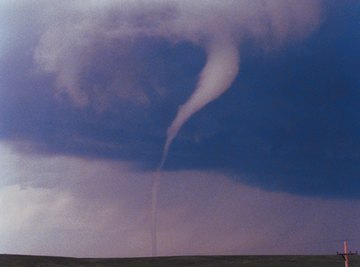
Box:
(30, 0, 322, 107)
(1, 1, 360, 198)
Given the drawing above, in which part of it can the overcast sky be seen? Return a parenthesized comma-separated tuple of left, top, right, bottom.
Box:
(1, 0, 360, 258)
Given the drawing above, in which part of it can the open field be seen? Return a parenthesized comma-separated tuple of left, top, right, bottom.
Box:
(1, 254, 359, 267)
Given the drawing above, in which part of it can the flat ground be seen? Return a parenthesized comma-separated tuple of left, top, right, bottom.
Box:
(1, 254, 359, 267)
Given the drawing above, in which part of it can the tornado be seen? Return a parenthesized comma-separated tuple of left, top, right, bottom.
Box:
(151, 36, 240, 256)
(151, 170, 161, 256)
(159, 37, 240, 168)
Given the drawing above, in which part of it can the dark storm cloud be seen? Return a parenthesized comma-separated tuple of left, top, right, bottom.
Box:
(0, 38, 202, 162)
(1, 1, 359, 198)
(165, 1, 360, 198)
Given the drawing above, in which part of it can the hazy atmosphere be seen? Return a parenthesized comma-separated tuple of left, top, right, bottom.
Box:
(1, 0, 360, 258)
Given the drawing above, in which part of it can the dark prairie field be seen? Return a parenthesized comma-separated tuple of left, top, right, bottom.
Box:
(0, 254, 359, 267)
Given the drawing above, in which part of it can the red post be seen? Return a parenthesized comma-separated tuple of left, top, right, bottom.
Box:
(338, 240, 358, 266)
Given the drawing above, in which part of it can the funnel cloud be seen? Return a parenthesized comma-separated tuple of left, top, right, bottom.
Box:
(160, 36, 239, 167)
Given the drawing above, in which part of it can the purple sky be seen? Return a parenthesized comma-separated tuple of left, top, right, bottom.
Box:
(1, 0, 360, 257)
(1, 143, 359, 257)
